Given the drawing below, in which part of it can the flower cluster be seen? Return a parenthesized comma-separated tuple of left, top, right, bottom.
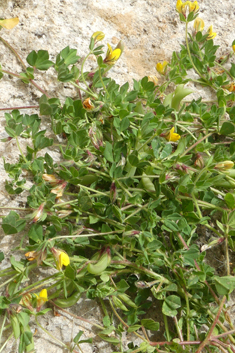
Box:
(176, 0, 199, 17)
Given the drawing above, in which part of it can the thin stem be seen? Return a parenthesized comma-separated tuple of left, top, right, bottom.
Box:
(185, 22, 209, 86)
(70, 81, 98, 99)
(195, 296, 226, 353)
(181, 133, 212, 157)
(50, 230, 123, 241)
(225, 226, 230, 276)
(136, 130, 158, 153)
(98, 66, 109, 98)
(163, 314, 170, 341)
(0, 36, 26, 69)
(0, 274, 19, 289)
(0, 313, 7, 345)
(0, 332, 14, 353)
(173, 316, 185, 349)
(50, 302, 104, 330)
(123, 202, 149, 222)
(0, 105, 39, 111)
(109, 298, 146, 342)
(15, 136, 28, 163)
(1, 70, 50, 97)
(35, 316, 68, 348)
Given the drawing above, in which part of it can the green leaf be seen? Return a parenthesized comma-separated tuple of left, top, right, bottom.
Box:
(160, 144, 172, 159)
(39, 94, 52, 115)
(2, 211, 26, 234)
(162, 295, 181, 317)
(98, 334, 120, 344)
(28, 224, 43, 243)
(120, 116, 130, 131)
(104, 142, 113, 162)
(230, 63, 235, 78)
(214, 276, 235, 295)
(60, 46, 80, 66)
(26, 50, 53, 70)
(0, 251, 4, 262)
(10, 315, 20, 339)
(225, 193, 235, 209)
(73, 330, 84, 343)
(141, 319, 160, 331)
(220, 122, 235, 135)
(128, 152, 139, 167)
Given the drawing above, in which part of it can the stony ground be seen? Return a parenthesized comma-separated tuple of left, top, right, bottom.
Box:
(1, 0, 235, 352)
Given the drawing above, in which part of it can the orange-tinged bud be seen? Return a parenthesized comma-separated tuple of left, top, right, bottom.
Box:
(42, 174, 61, 186)
(83, 97, 94, 110)
(25, 249, 47, 265)
(194, 153, 205, 169)
(32, 203, 46, 223)
(51, 181, 67, 199)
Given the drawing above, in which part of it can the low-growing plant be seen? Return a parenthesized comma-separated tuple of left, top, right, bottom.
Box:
(1, 1, 235, 352)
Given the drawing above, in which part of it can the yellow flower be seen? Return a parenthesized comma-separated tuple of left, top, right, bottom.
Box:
(214, 161, 234, 170)
(35, 289, 48, 312)
(0, 17, 19, 29)
(188, 1, 199, 13)
(176, 1, 199, 16)
(38, 289, 48, 302)
(92, 31, 105, 42)
(165, 127, 181, 142)
(104, 43, 121, 65)
(207, 25, 217, 40)
(193, 18, 204, 32)
(156, 61, 168, 75)
(232, 44, 235, 53)
(51, 247, 70, 270)
(148, 75, 158, 85)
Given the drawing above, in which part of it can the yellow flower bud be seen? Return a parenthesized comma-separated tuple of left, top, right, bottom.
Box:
(214, 161, 234, 171)
(92, 31, 105, 42)
(193, 18, 205, 32)
(156, 61, 168, 75)
(232, 45, 235, 53)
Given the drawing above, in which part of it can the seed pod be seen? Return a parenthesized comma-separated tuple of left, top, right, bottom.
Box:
(53, 291, 81, 308)
(112, 296, 128, 311)
(117, 293, 137, 308)
(142, 173, 155, 193)
(87, 250, 111, 275)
